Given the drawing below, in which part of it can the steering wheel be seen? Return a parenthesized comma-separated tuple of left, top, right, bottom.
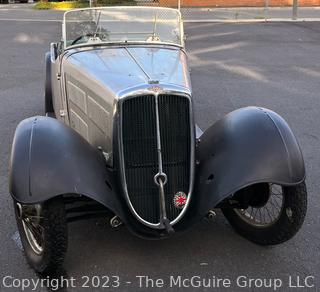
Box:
(71, 33, 96, 46)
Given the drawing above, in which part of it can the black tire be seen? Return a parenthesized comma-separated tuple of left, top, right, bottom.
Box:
(14, 198, 68, 275)
(222, 182, 307, 245)
(45, 52, 54, 114)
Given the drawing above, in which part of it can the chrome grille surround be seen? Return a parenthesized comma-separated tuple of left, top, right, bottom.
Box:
(118, 91, 195, 229)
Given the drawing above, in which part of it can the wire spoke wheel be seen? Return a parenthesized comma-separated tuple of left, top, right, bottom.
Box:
(234, 184, 284, 227)
(222, 181, 307, 245)
(17, 203, 45, 255)
(14, 198, 68, 275)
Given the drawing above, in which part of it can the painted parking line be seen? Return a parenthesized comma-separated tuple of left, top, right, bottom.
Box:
(11, 231, 23, 250)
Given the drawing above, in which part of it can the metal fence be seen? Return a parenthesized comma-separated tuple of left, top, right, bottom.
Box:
(133, 0, 309, 22)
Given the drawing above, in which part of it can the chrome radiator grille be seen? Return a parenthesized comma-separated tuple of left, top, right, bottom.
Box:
(121, 94, 192, 225)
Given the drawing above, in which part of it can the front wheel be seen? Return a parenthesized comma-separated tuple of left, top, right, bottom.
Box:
(222, 182, 307, 245)
(14, 198, 68, 275)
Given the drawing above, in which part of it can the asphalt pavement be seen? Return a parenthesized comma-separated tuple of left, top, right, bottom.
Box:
(0, 5, 319, 292)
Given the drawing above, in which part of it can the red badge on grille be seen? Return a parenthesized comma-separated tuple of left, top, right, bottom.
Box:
(174, 192, 187, 209)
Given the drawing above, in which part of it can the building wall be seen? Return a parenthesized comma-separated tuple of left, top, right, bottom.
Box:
(160, 0, 320, 7)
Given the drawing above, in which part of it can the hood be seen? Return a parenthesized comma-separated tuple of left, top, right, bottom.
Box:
(65, 46, 191, 98)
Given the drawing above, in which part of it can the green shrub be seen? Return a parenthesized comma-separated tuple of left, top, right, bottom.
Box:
(34, 1, 51, 9)
(34, 0, 136, 10)
(34, 1, 88, 10)
(97, 0, 136, 6)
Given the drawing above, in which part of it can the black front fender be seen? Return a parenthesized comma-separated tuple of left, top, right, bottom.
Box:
(194, 107, 305, 213)
(9, 116, 123, 217)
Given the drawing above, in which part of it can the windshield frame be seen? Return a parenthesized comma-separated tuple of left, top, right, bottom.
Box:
(62, 6, 184, 50)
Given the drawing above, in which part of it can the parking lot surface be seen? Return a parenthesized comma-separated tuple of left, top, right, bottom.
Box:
(0, 5, 319, 292)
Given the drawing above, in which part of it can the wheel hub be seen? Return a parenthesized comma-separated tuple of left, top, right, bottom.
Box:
(234, 183, 284, 227)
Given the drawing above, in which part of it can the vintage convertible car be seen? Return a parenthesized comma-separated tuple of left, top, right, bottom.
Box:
(10, 7, 307, 275)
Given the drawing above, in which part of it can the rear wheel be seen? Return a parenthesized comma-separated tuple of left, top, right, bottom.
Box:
(222, 182, 307, 245)
(14, 198, 68, 275)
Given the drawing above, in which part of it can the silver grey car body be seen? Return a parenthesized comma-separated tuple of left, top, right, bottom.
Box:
(49, 7, 194, 230)
(51, 45, 191, 167)
(10, 6, 306, 240)
(8, 6, 308, 277)
(51, 7, 190, 166)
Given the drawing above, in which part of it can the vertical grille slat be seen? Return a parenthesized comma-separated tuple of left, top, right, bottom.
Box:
(122, 94, 191, 225)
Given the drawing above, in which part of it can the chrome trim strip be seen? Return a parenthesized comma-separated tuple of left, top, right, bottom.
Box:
(154, 94, 164, 178)
(154, 94, 168, 223)
(65, 41, 184, 52)
(117, 83, 191, 100)
(118, 91, 195, 229)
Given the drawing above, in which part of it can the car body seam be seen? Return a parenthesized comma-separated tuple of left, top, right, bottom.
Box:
(261, 108, 293, 180)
